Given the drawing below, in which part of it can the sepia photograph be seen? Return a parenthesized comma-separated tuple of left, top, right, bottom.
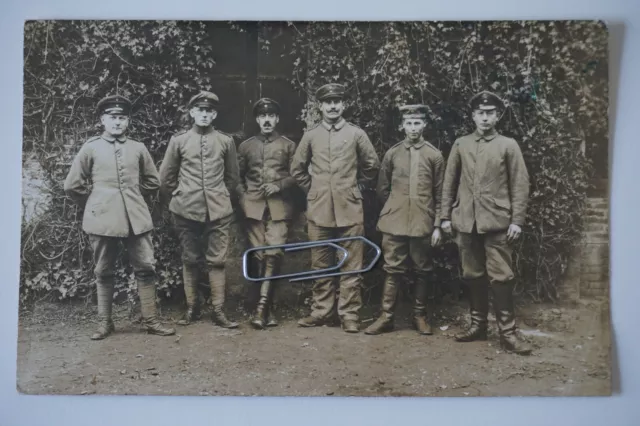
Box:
(18, 20, 610, 397)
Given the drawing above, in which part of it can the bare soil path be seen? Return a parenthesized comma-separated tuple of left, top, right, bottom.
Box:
(17, 299, 610, 397)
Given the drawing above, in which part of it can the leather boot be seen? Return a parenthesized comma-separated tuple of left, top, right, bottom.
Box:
(246, 256, 263, 312)
(251, 256, 278, 330)
(137, 276, 176, 336)
(426, 274, 437, 332)
(364, 274, 400, 335)
(265, 256, 281, 327)
(492, 280, 532, 355)
(455, 277, 489, 342)
(209, 267, 239, 328)
(413, 274, 434, 335)
(177, 264, 200, 326)
(91, 276, 115, 340)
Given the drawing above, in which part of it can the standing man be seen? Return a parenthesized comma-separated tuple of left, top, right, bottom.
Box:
(290, 83, 380, 333)
(238, 98, 297, 329)
(64, 95, 176, 340)
(440, 91, 532, 355)
(159, 91, 240, 329)
(365, 105, 444, 336)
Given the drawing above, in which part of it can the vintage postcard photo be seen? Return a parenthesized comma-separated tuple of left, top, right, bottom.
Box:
(18, 20, 610, 396)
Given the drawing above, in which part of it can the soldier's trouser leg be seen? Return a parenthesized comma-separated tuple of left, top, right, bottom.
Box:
(204, 214, 238, 328)
(176, 265, 199, 325)
(88, 235, 118, 340)
(245, 219, 267, 311)
(484, 232, 531, 355)
(128, 232, 175, 336)
(455, 230, 489, 342)
(251, 255, 277, 329)
(411, 237, 435, 335)
(365, 233, 407, 335)
(262, 220, 288, 327)
(335, 224, 364, 323)
(173, 213, 205, 324)
(247, 218, 288, 329)
(304, 222, 339, 322)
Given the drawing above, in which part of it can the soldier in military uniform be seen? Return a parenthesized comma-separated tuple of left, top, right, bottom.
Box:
(290, 83, 380, 333)
(441, 90, 532, 355)
(238, 98, 297, 329)
(64, 95, 176, 340)
(365, 105, 445, 336)
(159, 91, 241, 328)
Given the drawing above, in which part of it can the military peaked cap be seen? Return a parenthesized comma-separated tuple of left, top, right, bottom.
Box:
(316, 83, 346, 101)
(97, 95, 132, 115)
(188, 91, 220, 109)
(469, 90, 505, 110)
(253, 98, 281, 116)
(399, 104, 428, 119)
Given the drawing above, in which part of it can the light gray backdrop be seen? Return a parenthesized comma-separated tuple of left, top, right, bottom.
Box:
(1, 1, 638, 425)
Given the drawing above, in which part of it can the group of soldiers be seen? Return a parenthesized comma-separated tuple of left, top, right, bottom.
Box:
(64, 82, 532, 356)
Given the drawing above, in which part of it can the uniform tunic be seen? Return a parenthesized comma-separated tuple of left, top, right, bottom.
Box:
(290, 118, 380, 321)
(64, 133, 159, 277)
(238, 131, 297, 221)
(441, 129, 530, 283)
(238, 131, 297, 260)
(159, 125, 240, 223)
(159, 125, 241, 268)
(290, 118, 380, 227)
(376, 137, 444, 275)
(64, 133, 160, 237)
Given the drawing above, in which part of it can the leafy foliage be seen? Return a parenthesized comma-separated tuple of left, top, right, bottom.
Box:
(21, 20, 245, 305)
(288, 21, 607, 300)
(21, 20, 607, 304)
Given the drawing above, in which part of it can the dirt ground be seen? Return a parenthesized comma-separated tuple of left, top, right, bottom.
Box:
(16, 297, 611, 397)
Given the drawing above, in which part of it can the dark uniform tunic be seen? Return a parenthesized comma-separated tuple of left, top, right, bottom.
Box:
(238, 131, 297, 260)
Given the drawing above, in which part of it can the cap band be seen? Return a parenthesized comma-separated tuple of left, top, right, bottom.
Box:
(104, 106, 126, 114)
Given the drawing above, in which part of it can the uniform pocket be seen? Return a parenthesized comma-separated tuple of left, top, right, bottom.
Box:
(307, 189, 318, 201)
(493, 197, 511, 212)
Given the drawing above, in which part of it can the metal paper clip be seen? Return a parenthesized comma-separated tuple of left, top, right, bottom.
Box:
(242, 236, 382, 283)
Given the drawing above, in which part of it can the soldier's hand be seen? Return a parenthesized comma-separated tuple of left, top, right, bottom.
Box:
(431, 227, 442, 247)
(441, 220, 452, 234)
(507, 224, 522, 242)
(262, 183, 280, 197)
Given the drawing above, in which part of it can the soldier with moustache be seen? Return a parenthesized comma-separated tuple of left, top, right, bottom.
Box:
(290, 83, 380, 333)
(64, 95, 176, 340)
(237, 98, 298, 329)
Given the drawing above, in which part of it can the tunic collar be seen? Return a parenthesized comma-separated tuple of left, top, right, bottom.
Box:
(321, 118, 346, 131)
(191, 124, 215, 136)
(101, 132, 127, 143)
(474, 128, 498, 142)
(403, 137, 426, 149)
(256, 131, 280, 143)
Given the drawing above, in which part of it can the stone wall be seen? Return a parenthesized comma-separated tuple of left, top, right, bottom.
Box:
(559, 197, 610, 300)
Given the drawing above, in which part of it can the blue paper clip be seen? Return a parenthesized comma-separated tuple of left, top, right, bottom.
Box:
(242, 236, 382, 283)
